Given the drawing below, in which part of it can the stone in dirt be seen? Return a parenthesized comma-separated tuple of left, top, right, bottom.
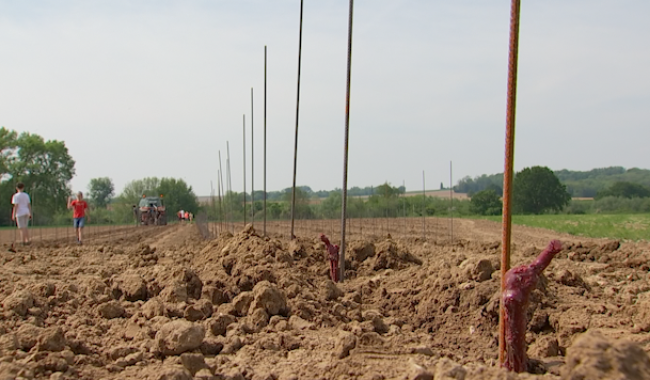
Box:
(221, 336, 243, 355)
(155, 320, 206, 356)
(348, 240, 376, 262)
(335, 332, 357, 359)
(112, 271, 148, 302)
(142, 297, 167, 319)
(372, 240, 422, 270)
(232, 291, 254, 317)
(528, 335, 559, 358)
(598, 240, 620, 254)
(200, 337, 224, 356)
(157, 365, 194, 380)
(320, 280, 344, 301)
(1, 290, 34, 316)
(195, 368, 217, 380)
(207, 314, 237, 336)
(36, 327, 66, 352)
(160, 284, 189, 304)
(16, 324, 44, 350)
(471, 259, 494, 282)
(288, 315, 314, 331)
(554, 269, 588, 289)
(434, 358, 466, 380)
(409, 363, 433, 380)
(564, 330, 650, 380)
(181, 270, 203, 299)
(97, 300, 125, 319)
(250, 281, 289, 316)
(241, 308, 269, 334)
(184, 299, 214, 321)
(0, 333, 18, 352)
(202, 285, 228, 306)
(180, 352, 207, 375)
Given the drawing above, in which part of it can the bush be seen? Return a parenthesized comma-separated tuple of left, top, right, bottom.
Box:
(470, 190, 502, 215)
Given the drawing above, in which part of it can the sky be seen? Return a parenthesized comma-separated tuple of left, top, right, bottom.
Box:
(1, 0, 648, 196)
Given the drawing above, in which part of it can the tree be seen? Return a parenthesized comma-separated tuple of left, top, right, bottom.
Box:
(119, 177, 161, 205)
(319, 192, 342, 219)
(8, 132, 76, 224)
(88, 177, 115, 208)
(282, 187, 313, 219)
(373, 182, 400, 199)
(0, 127, 17, 177)
(157, 178, 200, 215)
(470, 189, 502, 215)
(513, 166, 570, 214)
(596, 182, 650, 199)
(116, 177, 199, 219)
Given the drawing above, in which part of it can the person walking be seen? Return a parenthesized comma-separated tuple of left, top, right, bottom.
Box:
(11, 182, 32, 245)
(68, 192, 89, 244)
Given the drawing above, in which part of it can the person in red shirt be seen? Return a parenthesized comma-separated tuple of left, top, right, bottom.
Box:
(67, 192, 89, 244)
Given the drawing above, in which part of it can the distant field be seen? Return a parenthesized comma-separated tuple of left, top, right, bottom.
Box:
(480, 214, 650, 241)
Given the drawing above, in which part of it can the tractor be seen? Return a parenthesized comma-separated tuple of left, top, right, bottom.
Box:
(137, 194, 167, 226)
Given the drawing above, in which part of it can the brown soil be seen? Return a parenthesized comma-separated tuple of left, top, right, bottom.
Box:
(1, 219, 650, 380)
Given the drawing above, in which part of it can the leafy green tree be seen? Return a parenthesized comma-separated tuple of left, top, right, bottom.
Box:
(119, 177, 161, 205)
(513, 166, 570, 214)
(0, 127, 17, 176)
(373, 182, 401, 199)
(596, 182, 650, 199)
(319, 192, 342, 219)
(88, 177, 115, 208)
(8, 132, 75, 224)
(470, 189, 502, 215)
(283, 187, 313, 219)
(157, 178, 200, 215)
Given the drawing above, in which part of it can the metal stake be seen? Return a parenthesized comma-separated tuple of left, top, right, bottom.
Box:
(450, 160, 454, 241)
(264, 45, 268, 236)
(499, 0, 522, 367)
(243, 115, 247, 226)
(339, 0, 355, 282)
(251, 87, 255, 226)
(227, 141, 233, 232)
(290, 0, 304, 239)
(219, 151, 226, 232)
(422, 171, 426, 240)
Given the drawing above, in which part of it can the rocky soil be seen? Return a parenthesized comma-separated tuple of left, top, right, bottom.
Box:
(1, 220, 650, 380)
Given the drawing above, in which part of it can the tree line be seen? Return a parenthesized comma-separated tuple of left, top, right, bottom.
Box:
(1, 126, 645, 226)
(455, 166, 650, 198)
(0, 127, 202, 227)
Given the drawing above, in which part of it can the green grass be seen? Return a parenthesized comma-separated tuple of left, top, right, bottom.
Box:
(478, 214, 650, 241)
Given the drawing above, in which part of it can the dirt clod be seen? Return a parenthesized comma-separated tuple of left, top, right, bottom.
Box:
(564, 330, 650, 380)
(155, 320, 206, 356)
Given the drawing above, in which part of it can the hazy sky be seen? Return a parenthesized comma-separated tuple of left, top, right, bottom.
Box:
(1, 1, 648, 196)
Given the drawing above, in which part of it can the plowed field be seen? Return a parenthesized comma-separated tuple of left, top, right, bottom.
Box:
(1, 218, 649, 379)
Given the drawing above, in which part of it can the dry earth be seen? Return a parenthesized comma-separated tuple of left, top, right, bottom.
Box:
(1, 219, 650, 380)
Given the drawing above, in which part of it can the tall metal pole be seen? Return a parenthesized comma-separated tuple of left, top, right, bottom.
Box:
(219, 151, 226, 231)
(450, 160, 454, 241)
(227, 141, 233, 232)
(339, 0, 355, 282)
(290, 0, 304, 239)
(226, 141, 232, 194)
(422, 171, 426, 240)
(264, 45, 268, 236)
(217, 174, 223, 234)
(251, 87, 255, 226)
(499, 0, 522, 367)
(243, 115, 247, 226)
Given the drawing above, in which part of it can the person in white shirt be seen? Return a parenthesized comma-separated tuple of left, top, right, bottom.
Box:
(11, 182, 32, 244)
